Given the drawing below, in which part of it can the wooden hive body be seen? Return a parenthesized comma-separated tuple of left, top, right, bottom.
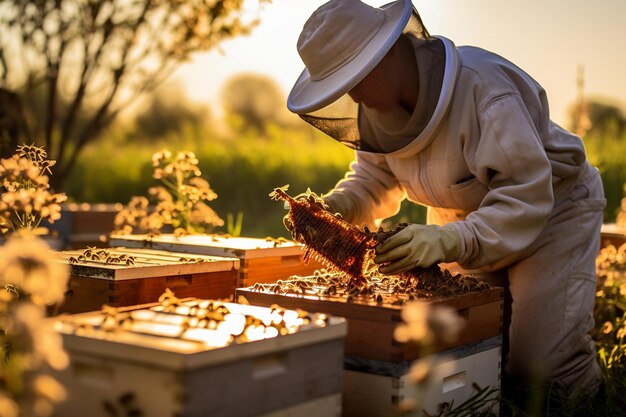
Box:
(600, 223, 626, 248)
(237, 279, 503, 417)
(50, 301, 347, 417)
(236, 284, 503, 363)
(109, 234, 323, 287)
(55, 247, 239, 314)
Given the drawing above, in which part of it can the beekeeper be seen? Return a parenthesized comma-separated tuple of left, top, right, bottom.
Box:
(287, 0, 605, 400)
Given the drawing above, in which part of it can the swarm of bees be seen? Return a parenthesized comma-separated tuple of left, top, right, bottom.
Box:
(68, 247, 136, 266)
(67, 288, 317, 345)
(268, 186, 490, 304)
(67, 247, 210, 266)
(252, 266, 489, 306)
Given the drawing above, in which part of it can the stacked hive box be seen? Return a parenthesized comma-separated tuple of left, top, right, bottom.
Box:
(49, 300, 347, 417)
(55, 247, 239, 314)
(600, 223, 626, 248)
(236, 281, 503, 416)
(109, 233, 323, 288)
(46, 203, 122, 249)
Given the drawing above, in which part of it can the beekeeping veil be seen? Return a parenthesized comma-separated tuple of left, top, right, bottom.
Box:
(287, 0, 430, 152)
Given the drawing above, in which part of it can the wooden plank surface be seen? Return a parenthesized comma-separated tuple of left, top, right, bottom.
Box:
(56, 247, 239, 280)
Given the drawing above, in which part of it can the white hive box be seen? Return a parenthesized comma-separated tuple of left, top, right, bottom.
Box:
(50, 300, 347, 417)
(109, 233, 323, 287)
(342, 337, 501, 417)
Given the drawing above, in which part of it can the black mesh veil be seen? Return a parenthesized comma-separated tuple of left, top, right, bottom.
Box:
(298, 6, 429, 151)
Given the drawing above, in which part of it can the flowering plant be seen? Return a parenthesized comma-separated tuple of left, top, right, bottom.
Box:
(0, 234, 70, 417)
(595, 243, 626, 372)
(617, 185, 626, 228)
(113, 149, 223, 236)
(0, 145, 67, 235)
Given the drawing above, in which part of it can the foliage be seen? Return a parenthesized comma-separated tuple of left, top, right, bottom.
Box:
(0, 0, 269, 190)
(134, 82, 211, 140)
(617, 186, 626, 228)
(0, 144, 66, 235)
(0, 233, 70, 417)
(113, 149, 224, 236)
(582, 128, 626, 222)
(221, 73, 291, 135)
(595, 244, 626, 380)
(65, 122, 356, 237)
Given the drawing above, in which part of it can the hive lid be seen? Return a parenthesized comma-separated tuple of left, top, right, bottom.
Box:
(56, 247, 239, 280)
(109, 234, 306, 259)
(50, 300, 347, 370)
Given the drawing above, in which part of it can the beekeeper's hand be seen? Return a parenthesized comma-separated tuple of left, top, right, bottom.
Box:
(374, 224, 461, 274)
(322, 192, 358, 224)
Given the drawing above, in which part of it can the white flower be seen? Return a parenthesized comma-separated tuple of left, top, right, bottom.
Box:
(0, 234, 69, 305)
(394, 301, 465, 346)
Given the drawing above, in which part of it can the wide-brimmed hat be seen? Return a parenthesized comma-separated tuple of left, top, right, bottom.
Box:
(288, 0, 413, 114)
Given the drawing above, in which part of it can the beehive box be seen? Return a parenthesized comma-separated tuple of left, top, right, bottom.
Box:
(109, 233, 323, 287)
(54, 247, 239, 314)
(600, 223, 626, 248)
(343, 337, 501, 417)
(49, 300, 347, 417)
(236, 283, 503, 363)
(46, 203, 122, 249)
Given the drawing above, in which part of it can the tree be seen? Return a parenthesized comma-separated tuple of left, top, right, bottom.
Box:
(134, 82, 210, 140)
(221, 72, 287, 135)
(569, 99, 626, 138)
(0, 0, 269, 190)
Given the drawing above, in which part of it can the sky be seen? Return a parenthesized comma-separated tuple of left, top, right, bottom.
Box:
(172, 0, 626, 127)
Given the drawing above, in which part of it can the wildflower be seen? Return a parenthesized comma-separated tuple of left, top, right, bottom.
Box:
(394, 301, 465, 347)
(602, 321, 614, 334)
(13, 302, 69, 370)
(113, 149, 223, 236)
(0, 148, 67, 234)
(0, 395, 18, 417)
(0, 234, 69, 305)
(427, 304, 466, 344)
(395, 301, 431, 345)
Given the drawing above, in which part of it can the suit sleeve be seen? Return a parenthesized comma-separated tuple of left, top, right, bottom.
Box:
(450, 93, 555, 269)
(326, 151, 406, 228)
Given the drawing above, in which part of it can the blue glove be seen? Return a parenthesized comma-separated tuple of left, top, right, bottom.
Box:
(374, 224, 461, 274)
